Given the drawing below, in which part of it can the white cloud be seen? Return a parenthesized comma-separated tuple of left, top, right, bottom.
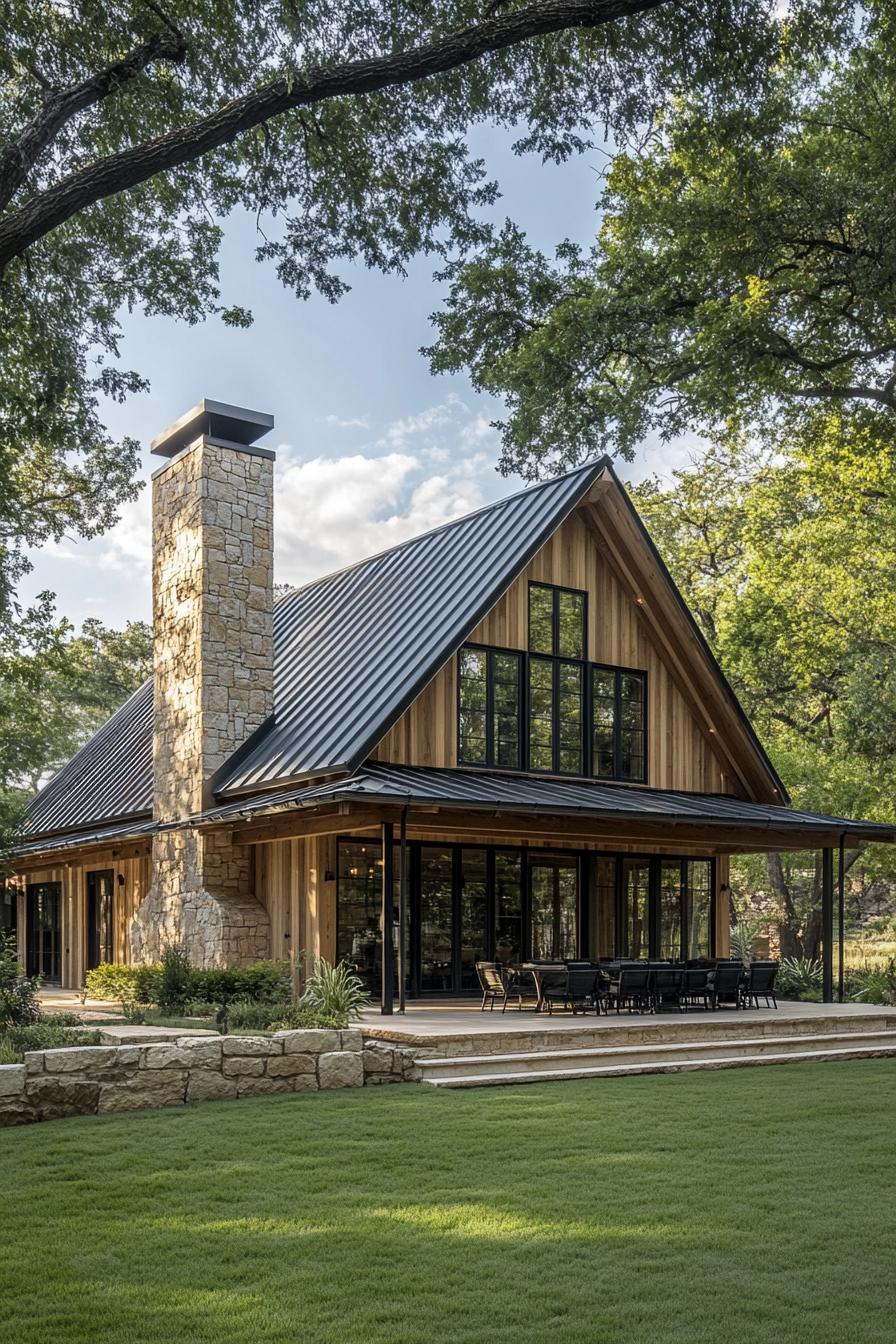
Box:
(320, 413, 371, 430)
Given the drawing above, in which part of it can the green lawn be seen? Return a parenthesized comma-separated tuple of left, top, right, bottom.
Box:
(1, 1061, 894, 1344)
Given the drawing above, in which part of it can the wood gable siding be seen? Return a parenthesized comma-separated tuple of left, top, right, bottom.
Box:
(370, 505, 741, 797)
(254, 834, 337, 970)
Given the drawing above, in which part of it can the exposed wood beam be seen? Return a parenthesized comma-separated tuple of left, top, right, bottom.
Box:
(230, 806, 401, 845)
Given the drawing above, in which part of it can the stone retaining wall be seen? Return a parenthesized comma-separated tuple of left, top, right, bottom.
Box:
(0, 1030, 418, 1128)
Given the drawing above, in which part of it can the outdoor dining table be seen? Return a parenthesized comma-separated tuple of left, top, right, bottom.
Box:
(514, 962, 569, 1012)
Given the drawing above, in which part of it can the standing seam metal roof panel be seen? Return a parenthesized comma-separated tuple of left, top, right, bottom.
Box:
(214, 459, 605, 793)
(21, 463, 602, 836)
(19, 681, 154, 836)
(199, 762, 896, 841)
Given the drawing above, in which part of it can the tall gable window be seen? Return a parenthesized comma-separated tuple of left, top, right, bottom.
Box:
(528, 583, 586, 774)
(457, 583, 646, 783)
(592, 666, 647, 782)
(458, 646, 522, 768)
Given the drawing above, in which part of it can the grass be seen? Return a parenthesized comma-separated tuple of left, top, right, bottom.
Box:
(1, 1061, 894, 1344)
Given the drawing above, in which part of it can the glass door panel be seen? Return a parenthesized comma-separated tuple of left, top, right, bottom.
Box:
(26, 882, 61, 982)
(623, 859, 650, 959)
(529, 860, 578, 960)
(659, 860, 683, 960)
(419, 847, 454, 993)
(588, 856, 617, 959)
(494, 850, 523, 964)
(686, 860, 713, 958)
(459, 848, 487, 992)
(87, 870, 114, 970)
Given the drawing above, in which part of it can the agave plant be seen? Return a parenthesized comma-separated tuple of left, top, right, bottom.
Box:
(298, 958, 371, 1026)
(776, 957, 823, 998)
(728, 918, 767, 966)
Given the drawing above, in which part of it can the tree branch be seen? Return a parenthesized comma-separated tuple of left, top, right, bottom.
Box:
(0, 0, 668, 273)
(0, 27, 188, 213)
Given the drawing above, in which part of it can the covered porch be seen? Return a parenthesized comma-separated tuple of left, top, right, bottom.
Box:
(210, 762, 896, 1012)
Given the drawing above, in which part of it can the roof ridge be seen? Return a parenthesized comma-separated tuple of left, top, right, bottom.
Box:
(277, 457, 609, 598)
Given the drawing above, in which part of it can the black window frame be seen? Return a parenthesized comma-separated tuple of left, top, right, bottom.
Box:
(526, 582, 589, 777)
(456, 642, 524, 770)
(590, 662, 648, 783)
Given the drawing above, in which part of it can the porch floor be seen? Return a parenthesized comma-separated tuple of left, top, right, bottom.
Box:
(360, 996, 896, 1046)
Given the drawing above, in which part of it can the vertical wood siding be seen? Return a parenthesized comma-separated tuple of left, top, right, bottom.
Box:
(371, 508, 736, 795)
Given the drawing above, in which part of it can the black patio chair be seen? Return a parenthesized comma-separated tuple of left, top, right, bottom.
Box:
(741, 961, 779, 1009)
(651, 966, 683, 1013)
(680, 967, 711, 1011)
(711, 961, 745, 1009)
(610, 965, 653, 1014)
(475, 962, 536, 1013)
(564, 967, 600, 1015)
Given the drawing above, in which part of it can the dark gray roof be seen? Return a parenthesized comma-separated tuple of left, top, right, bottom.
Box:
(21, 457, 791, 842)
(11, 818, 157, 861)
(20, 683, 153, 838)
(201, 763, 896, 843)
(21, 463, 602, 839)
(215, 459, 605, 794)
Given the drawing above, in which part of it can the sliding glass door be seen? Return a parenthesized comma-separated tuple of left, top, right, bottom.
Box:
(529, 859, 578, 961)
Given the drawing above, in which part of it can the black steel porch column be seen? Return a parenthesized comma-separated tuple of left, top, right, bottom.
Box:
(381, 821, 395, 1015)
(398, 808, 408, 1014)
(821, 846, 834, 1004)
(837, 836, 846, 1004)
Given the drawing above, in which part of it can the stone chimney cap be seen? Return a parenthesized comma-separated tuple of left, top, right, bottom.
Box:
(150, 399, 275, 459)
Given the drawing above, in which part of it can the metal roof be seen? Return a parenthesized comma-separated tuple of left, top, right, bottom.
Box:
(20, 682, 154, 839)
(11, 818, 158, 862)
(21, 463, 602, 838)
(200, 763, 896, 843)
(21, 456, 793, 840)
(214, 459, 606, 793)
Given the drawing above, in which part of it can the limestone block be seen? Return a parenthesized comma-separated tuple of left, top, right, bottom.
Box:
(222, 1035, 281, 1056)
(140, 1043, 198, 1070)
(339, 1030, 363, 1053)
(23, 1052, 45, 1074)
(97, 1075, 187, 1113)
(318, 1051, 364, 1090)
(290, 1074, 320, 1094)
(25, 1077, 101, 1120)
(236, 1076, 294, 1097)
(275, 1029, 339, 1054)
(222, 1056, 265, 1077)
(173, 1037, 224, 1067)
(186, 1072, 239, 1102)
(362, 1048, 394, 1075)
(266, 1054, 315, 1078)
(0, 1065, 25, 1096)
(0, 1097, 34, 1126)
(42, 1047, 118, 1074)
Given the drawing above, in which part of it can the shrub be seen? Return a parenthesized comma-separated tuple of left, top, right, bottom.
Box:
(267, 1002, 351, 1031)
(850, 958, 896, 1006)
(155, 943, 196, 1012)
(226, 999, 292, 1032)
(0, 1019, 97, 1063)
(0, 931, 41, 1028)
(776, 957, 823, 1000)
(84, 963, 139, 1002)
(297, 958, 370, 1025)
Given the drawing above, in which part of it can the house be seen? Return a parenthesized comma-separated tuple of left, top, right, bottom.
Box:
(7, 399, 894, 1007)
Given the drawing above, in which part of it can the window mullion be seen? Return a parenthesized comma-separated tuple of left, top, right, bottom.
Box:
(485, 652, 494, 765)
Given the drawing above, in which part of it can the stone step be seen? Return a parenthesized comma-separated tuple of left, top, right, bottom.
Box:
(373, 1010, 896, 1059)
(415, 1029, 896, 1079)
(422, 1041, 896, 1088)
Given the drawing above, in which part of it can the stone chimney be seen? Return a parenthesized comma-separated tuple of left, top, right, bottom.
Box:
(131, 400, 275, 968)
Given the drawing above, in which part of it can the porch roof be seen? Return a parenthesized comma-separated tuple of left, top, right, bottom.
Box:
(199, 762, 896, 845)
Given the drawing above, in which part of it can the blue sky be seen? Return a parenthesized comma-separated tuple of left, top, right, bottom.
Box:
(23, 126, 696, 629)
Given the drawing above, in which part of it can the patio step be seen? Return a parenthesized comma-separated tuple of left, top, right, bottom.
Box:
(416, 1029, 896, 1087)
